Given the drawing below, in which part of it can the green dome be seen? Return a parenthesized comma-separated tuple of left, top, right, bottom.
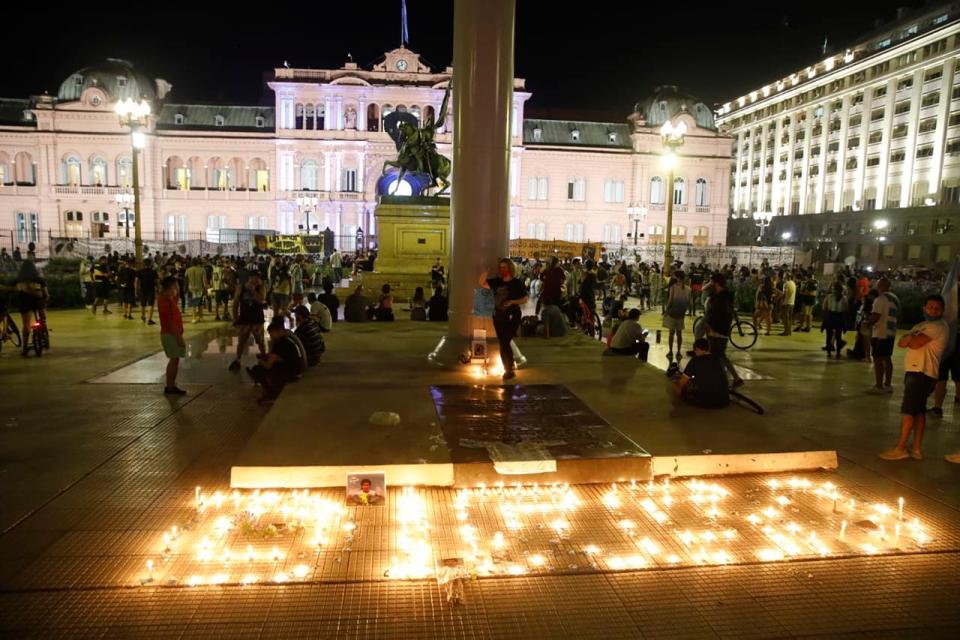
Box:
(633, 85, 715, 130)
(57, 59, 157, 102)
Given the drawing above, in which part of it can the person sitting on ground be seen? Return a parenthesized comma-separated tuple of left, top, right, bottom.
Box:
(246, 317, 307, 403)
(670, 338, 730, 408)
(318, 282, 340, 323)
(607, 308, 646, 356)
(344, 285, 369, 322)
(427, 285, 448, 321)
(369, 283, 395, 321)
(539, 296, 567, 338)
(608, 294, 628, 320)
(292, 305, 326, 367)
(410, 286, 428, 321)
(307, 292, 333, 332)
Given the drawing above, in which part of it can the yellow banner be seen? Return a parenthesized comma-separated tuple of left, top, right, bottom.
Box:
(509, 239, 603, 261)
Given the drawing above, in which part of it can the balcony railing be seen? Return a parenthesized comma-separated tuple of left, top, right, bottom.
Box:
(54, 185, 138, 197)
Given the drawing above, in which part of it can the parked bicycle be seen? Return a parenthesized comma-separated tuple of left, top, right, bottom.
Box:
(692, 311, 758, 350)
(0, 312, 22, 353)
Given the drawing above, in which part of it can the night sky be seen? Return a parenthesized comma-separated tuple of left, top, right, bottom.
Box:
(5, 1, 928, 120)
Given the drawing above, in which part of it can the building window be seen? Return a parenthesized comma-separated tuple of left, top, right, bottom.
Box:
(566, 177, 585, 201)
(947, 139, 960, 154)
(849, 114, 862, 127)
(650, 176, 664, 204)
(672, 177, 685, 205)
(342, 169, 358, 192)
(255, 116, 265, 128)
(532, 127, 542, 142)
(950, 112, 960, 126)
(215, 115, 225, 127)
(174, 113, 185, 125)
(894, 100, 912, 115)
(695, 178, 708, 207)
(876, 38, 892, 50)
(892, 124, 909, 138)
(919, 118, 938, 133)
(890, 150, 906, 163)
(871, 108, 885, 122)
(570, 129, 580, 142)
(917, 146, 935, 158)
(847, 136, 861, 149)
(933, 13, 949, 26)
(897, 78, 914, 91)
(924, 68, 943, 82)
(921, 92, 940, 108)
(908, 244, 923, 260)
(608, 132, 617, 143)
(874, 85, 887, 99)
(603, 179, 624, 203)
(846, 158, 858, 170)
(868, 130, 883, 144)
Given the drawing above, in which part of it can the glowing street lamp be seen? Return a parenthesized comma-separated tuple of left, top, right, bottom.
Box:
(660, 120, 686, 274)
(115, 191, 135, 239)
(296, 195, 320, 234)
(114, 98, 151, 266)
(626, 204, 647, 246)
(753, 211, 774, 242)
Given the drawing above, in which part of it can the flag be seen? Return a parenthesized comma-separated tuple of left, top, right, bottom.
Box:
(942, 255, 959, 324)
(401, 0, 410, 46)
(942, 255, 959, 356)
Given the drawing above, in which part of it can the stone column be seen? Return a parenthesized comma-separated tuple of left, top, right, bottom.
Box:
(429, 0, 518, 367)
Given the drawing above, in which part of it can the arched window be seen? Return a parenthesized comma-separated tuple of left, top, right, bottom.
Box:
(0, 153, 9, 186)
(63, 155, 82, 186)
(650, 176, 664, 204)
(305, 104, 315, 130)
(671, 225, 687, 240)
(673, 177, 686, 205)
(300, 159, 319, 191)
(117, 157, 133, 188)
(695, 178, 709, 207)
(366, 104, 380, 132)
(90, 157, 108, 186)
(294, 104, 304, 130)
(14, 152, 35, 185)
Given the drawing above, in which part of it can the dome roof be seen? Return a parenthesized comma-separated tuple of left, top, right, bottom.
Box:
(57, 59, 158, 103)
(633, 85, 716, 130)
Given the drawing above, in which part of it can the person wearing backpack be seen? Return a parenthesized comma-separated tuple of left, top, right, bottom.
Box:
(662, 270, 690, 361)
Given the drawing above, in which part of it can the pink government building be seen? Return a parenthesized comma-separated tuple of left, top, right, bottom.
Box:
(0, 47, 731, 256)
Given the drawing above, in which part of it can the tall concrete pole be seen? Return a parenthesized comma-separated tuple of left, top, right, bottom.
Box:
(430, 0, 517, 366)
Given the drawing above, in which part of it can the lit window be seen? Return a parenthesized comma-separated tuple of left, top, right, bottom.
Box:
(255, 116, 265, 128)
(175, 113, 185, 125)
(215, 115, 225, 127)
(608, 131, 617, 143)
(571, 129, 580, 142)
(533, 127, 542, 142)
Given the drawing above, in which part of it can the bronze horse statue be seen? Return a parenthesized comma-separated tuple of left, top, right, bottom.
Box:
(381, 85, 452, 195)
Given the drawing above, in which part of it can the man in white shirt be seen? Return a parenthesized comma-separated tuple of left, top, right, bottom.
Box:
(866, 278, 901, 394)
(778, 273, 797, 336)
(879, 294, 949, 461)
(307, 292, 333, 332)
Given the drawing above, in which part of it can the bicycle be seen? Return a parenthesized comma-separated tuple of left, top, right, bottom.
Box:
(1, 312, 22, 352)
(24, 309, 49, 357)
(692, 311, 758, 351)
(578, 298, 603, 341)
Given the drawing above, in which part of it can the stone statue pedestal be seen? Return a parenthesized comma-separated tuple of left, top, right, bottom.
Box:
(360, 196, 450, 304)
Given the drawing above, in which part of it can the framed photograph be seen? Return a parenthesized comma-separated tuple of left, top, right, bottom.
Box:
(346, 472, 386, 506)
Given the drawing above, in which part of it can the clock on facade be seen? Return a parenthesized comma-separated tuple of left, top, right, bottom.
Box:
(395, 59, 408, 71)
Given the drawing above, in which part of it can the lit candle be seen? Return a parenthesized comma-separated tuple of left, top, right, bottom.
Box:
(146, 559, 154, 579)
(898, 497, 904, 521)
(839, 520, 847, 541)
(895, 524, 901, 543)
(195, 486, 202, 510)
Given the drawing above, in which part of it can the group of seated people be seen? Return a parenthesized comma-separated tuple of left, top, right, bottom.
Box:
(343, 284, 449, 322)
(245, 304, 326, 404)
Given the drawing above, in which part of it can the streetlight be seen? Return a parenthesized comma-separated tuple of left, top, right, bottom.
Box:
(626, 203, 647, 246)
(115, 191, 135, 239)
(781, 231, 792, 242)
(296, 195, 319, 234)
(114, 98, 151, 267)
(753, 211, 773, 242)
(873, 219, 888, 268)
(660, 120, 686, 275)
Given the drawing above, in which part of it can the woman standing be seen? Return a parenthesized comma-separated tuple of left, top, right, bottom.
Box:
(754, 276, 774, 336)
(480, 259, 529, 380)
(662, 270, 690, 360)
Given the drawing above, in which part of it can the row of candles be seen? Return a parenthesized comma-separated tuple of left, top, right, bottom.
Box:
(141, 477, 934, 586)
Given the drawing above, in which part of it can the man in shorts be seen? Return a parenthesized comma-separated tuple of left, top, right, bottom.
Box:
(157, 276, 186, 395)
(184, 258, 209, 323)
(879, 295, 949, 461)
(229, 271, 267, 372)
(136, 258, 158, 325)
(866, 278, 900, 394)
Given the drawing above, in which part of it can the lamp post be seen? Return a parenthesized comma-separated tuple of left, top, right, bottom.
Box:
(753, 211, 774, 243)
(296, 195, 319, 234)
(872, 218, 888, 269)
(780, 231, 792, 244)
(114, 98, 150, 267)
(660, 120, 686, 275)
(626, 204, 647, 247)
(115, 191, 135, 239)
